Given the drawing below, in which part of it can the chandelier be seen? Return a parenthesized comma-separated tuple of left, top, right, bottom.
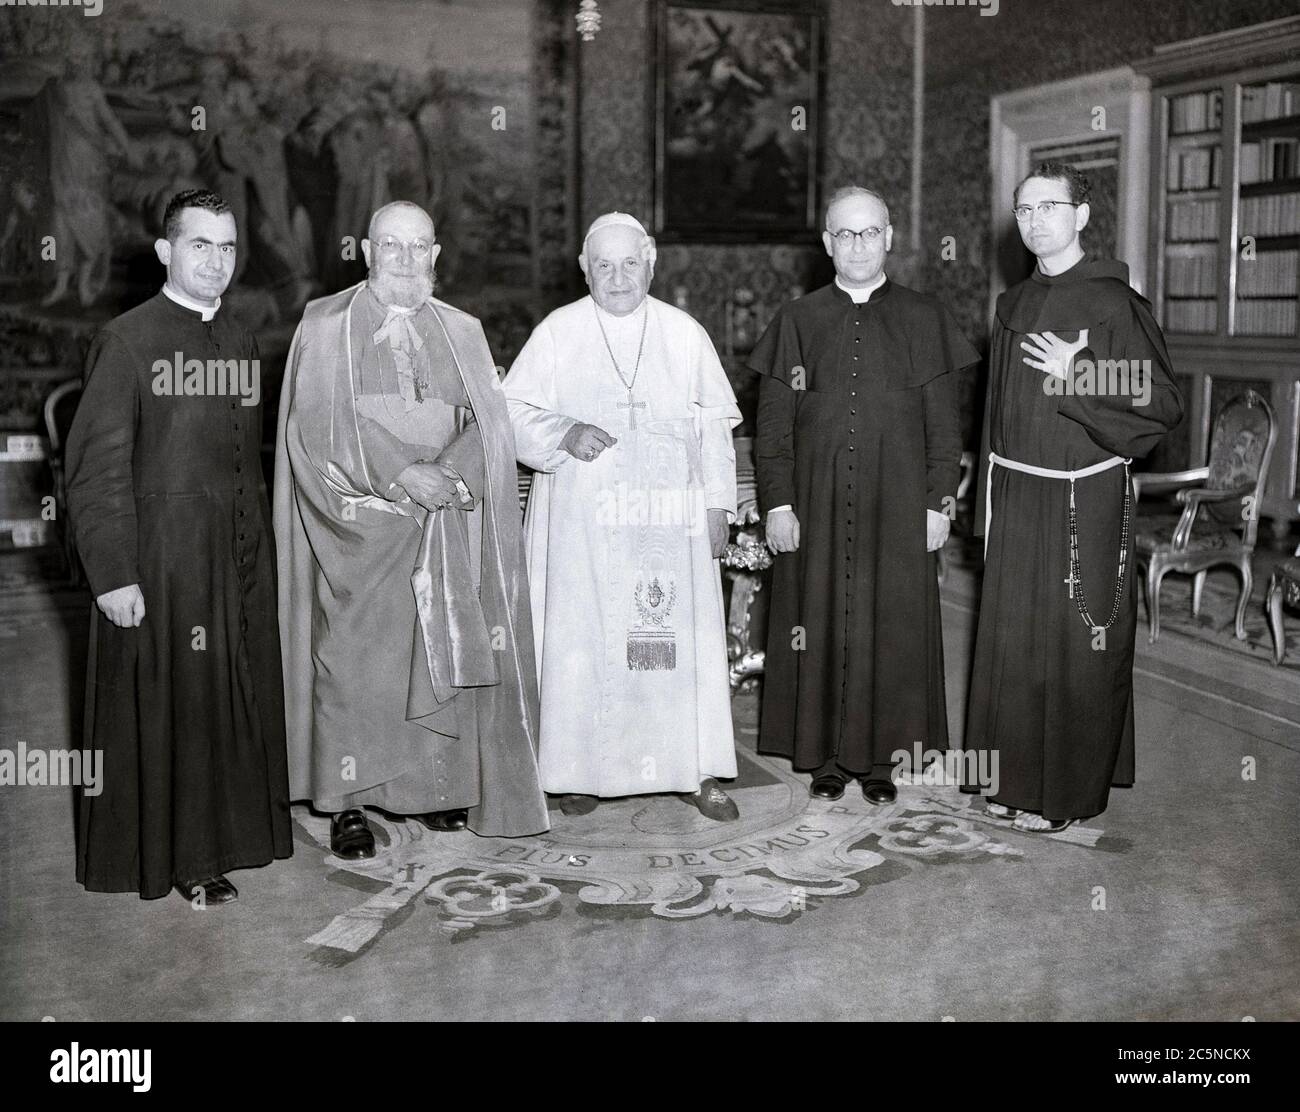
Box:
(576, 0, 601, 42)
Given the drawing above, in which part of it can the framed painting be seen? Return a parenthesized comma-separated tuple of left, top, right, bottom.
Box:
(652, 0, 824, 241)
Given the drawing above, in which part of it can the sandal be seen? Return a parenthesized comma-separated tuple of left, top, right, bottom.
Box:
(983, 801, 1022, 820)
(1012, 812, 1074, 834)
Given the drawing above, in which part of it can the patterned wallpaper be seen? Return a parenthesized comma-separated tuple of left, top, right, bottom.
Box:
(571, 0, 917, 355)
(920, 0, 1300, 346)
(549, 0, 1297, 444)
(534, 0, 581, 307)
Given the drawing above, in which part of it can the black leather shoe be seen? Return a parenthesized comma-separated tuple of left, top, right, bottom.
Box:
(330, 809, 376, 858)
(175, 875, 238, 905)
(414, 809, 469, 832)
(557, 794, 599, 817)
(810, 774, 846, 801)
(862, 778, 897, 805)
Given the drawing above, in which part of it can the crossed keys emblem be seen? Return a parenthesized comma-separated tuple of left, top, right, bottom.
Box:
(634, 576, 677, 626)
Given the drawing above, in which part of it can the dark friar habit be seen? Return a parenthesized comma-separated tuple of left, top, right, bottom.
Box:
(66, 292, 292, 898)
(750, 279, 978, 777)
(274, 283, 549, 837)
(966, 256, 1183, 820)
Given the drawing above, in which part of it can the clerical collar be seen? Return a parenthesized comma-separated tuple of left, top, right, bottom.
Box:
(162, 283, 220, 321)
(835, 272, 886, 303)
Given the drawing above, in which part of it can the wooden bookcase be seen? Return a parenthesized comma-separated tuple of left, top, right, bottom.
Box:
(1139, 17, 1300, 537)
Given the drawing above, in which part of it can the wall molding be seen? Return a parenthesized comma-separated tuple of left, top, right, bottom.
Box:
(1134, 14, 1300, 82)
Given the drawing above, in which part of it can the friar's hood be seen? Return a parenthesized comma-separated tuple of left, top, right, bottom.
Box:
(997, 255, 1151, 334)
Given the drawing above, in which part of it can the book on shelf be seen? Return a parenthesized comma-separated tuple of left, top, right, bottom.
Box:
(1240, 137, 1299, 184)
(1166, 197, 1220, 240)
(1234, 298, 1298, 336)
(1164, 299, 1218, 333)
(1241, 81, 1300, 125)
(1166, 145, 1221, 190)
(1170, 89, 1223, 134)
(1237, 249, 1299, 297)
(1165, 253, 1220, 297)
(1239, 192, 1300, 237)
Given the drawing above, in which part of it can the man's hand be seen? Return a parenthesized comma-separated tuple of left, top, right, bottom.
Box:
(707, 509, 729, 559)
(926, 508, 951, 552)
(1021, 328, 1089, 379)
(766, 509, 799, 553)
(561, 422, 617, 462)
(396, 461, 460, 511)
(96, 584, 145, 628)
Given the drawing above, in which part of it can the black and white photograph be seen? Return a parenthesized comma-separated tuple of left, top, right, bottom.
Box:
(0, 0, 1297, 1065)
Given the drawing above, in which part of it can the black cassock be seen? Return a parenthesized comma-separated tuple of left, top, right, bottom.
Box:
(750, 280, 978, 779)
(66, 293, 291, 898)
(966, 257, 1183, 820)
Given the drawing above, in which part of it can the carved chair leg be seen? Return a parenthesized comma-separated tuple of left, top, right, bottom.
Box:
(1234, 557, 1253, 642)
(1265, 574, 1286, 666)
(1191, 570, 1207, 618)
(1146, 560, 1166, 643)
(1136, 557, 1148, 623)
(726, 571, 762, 692)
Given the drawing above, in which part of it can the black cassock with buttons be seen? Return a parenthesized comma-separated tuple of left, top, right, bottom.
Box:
(66, 293, 291, 898)
(749, 280, 978, 780)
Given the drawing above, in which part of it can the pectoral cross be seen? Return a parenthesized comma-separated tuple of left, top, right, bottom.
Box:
(617, 393, 647, 429)
(1064, 568, 1075, 599)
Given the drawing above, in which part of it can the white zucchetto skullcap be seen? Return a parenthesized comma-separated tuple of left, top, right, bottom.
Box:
(582, 211, 649, 247)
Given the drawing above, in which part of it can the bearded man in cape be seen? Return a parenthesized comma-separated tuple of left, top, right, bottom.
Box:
(275, 201, 548, 854)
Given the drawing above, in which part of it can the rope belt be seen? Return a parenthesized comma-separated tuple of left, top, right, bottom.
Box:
(985, 452, 1133, 631)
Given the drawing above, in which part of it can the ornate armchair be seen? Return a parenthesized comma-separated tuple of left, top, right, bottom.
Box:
(42, 378, 84, 587)
(1265, 541, 1300, 666)
(1133, 390, 1275, 642)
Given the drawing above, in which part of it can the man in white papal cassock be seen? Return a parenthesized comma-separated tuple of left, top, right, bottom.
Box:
(503, 212, 742, 821)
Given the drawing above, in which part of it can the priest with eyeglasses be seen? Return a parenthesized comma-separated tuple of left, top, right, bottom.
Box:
(964, 161, 1183, 834)
(750, 185, 978, 806)
(275, 201, 549, 856)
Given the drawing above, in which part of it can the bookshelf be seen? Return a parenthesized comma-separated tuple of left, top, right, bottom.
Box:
(1157, 80, 1300, 339)
(1162, 88, 1221, 334)
(1139, 17, 1300, 536)
(1237, 81, 1299, 339)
